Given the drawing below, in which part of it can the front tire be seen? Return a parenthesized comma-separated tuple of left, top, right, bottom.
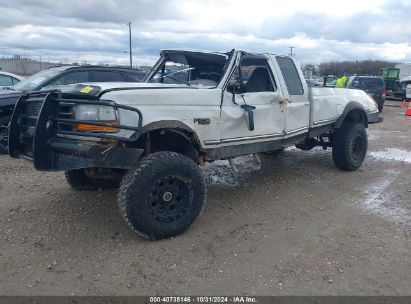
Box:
(332, 122, 367, 171)
(118, 151, 206, 240)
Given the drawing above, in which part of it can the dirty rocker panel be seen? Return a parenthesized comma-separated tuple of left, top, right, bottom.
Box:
(204, 122, 337, 160)
(9, 89, 144, 171)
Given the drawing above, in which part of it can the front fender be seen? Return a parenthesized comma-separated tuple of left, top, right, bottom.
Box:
(142, 120, 196, 134)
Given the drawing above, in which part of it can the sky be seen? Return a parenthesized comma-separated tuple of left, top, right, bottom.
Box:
(0, 0, 410, 66)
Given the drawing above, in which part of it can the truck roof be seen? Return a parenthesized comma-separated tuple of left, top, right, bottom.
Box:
(161, 49, 230, 58)
(160, 49, 287, 59)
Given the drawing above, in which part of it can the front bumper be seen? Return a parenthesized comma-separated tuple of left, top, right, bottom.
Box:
(9, 89, 144, 171)
(367, 111, 383, 124)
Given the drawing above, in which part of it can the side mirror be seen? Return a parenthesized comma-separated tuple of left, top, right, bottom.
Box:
(228, 80, 245, 94)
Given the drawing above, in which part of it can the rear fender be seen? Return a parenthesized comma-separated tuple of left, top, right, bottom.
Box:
(335, 102, 368, 129)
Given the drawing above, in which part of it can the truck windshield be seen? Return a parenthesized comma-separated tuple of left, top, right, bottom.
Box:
(148, 51, 228, 87)
(12, 67, 68, 91)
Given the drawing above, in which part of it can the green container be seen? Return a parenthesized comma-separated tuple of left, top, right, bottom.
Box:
(379, 67, 400, 90)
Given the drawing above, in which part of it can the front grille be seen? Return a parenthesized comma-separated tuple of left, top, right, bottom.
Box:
(18, 94, 48, 157)
(22, 102, 41, 137)
(9, 89, 143, 168)
(24, 102, 42, 116)
(57, 102, 75, 131)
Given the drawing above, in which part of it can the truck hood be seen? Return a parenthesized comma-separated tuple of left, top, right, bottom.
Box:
(97, 82, 194, 90)
(0, 88, 23, 96)
(55, 82, 214, 96)
(0, 90, 23, 107)
(96, 82, 200, 91)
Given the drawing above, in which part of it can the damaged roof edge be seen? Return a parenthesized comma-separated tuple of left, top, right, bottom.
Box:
(160, 49, 289, 59)
(160, 49, 230, 58)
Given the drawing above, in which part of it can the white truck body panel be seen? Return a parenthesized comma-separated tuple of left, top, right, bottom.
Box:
(66, 49, 379, 151)
(311, 87, 376, 127)
(268, 55, 310, 137)
(102, 85, 221, 145)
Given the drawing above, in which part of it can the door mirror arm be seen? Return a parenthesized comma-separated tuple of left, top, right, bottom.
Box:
(230, 64, 246, 103)
(241, 104, 256, 131)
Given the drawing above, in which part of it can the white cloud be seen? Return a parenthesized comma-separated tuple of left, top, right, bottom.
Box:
(0, 0, 410, 65)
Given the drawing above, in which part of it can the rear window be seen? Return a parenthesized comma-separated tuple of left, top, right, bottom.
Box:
(401, 81, 411, 89)
(350, 78, 384, 89)
(92, 71, 125, 82)
(123, 72, 145, 82)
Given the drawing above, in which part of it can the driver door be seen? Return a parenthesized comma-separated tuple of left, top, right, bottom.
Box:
(220, 55, 285, 145)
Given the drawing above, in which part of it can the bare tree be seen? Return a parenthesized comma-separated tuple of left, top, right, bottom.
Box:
(318, 60, 397, 77)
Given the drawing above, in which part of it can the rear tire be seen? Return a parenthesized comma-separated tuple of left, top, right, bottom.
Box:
(118, 151, 206, 240)
(332, 122, 367, 171)
(0, 116, 10, 154)
(65, 169, 119, 191)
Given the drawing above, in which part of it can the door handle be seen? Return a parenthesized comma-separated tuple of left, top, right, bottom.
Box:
(279, 99, 289, 105)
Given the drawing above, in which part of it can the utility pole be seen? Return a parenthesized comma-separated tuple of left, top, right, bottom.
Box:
(128, 22, 132, 68)
(288, 46, 296, 57)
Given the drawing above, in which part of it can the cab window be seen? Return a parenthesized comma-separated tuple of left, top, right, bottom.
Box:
(0, 75, 14, 86)
(49, 71, 89, 85)
(228, 57, 276, 93)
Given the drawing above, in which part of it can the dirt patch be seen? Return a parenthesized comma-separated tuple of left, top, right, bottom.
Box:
(0, 105, 410, 296)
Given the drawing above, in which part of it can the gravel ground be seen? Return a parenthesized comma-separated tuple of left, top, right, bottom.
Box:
(0, 101, 410, 296)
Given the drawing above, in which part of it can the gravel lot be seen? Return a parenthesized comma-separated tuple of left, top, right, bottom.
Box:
(0, 101, 410, 296)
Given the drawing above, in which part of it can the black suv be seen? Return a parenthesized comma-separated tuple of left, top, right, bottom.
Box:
(0, 66, 146, 153)
(348, 76, 386, 112)
(392, 79, 411, 99)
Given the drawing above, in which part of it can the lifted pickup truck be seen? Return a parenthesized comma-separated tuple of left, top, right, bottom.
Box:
(8, 49, 382, 239)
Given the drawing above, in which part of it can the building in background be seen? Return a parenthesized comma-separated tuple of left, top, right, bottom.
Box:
(0, 57, 59, 76)
(396, 63, 411, 81)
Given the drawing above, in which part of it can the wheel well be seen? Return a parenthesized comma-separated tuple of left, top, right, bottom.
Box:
(342, 109, 367, 128)
(137, 129, 201, 164)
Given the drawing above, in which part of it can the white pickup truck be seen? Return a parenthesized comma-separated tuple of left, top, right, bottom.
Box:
(8, 49, 382, 239)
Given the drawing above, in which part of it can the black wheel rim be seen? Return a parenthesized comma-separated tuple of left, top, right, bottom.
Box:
(351, 133, 366, 164)
(148, 175, 193, 222)
(0, 121, 8, 149)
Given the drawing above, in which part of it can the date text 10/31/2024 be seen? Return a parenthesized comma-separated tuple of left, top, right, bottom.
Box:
(149, 297, 258, 303)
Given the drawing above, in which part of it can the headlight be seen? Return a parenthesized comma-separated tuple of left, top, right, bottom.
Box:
(74, 105, 119, 132)
(366, 93, 379, 110)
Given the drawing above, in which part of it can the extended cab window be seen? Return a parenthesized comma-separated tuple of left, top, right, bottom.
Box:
(276, 57, 304, 95)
